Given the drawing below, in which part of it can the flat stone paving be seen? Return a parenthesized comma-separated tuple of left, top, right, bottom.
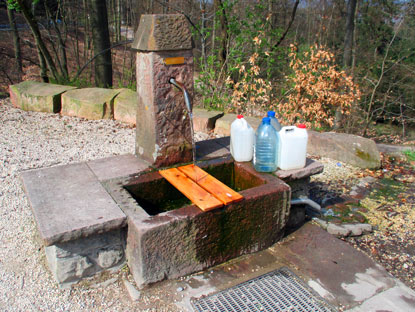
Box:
(87, 154, 149, 181)
(134, 222, 415, 312)
(21, 155, 149, 246)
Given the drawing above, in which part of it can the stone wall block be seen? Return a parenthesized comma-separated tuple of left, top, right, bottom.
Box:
(97, 246, 124, 268)
(192, 108, 224, 132)
(44, 229, 126, 286)
(8, 81, 76, 113)
(113, 88, 138, 125)
(55, 255, 94, 283)
(61, 88, 120, 120)
(214, 114, 261, 136)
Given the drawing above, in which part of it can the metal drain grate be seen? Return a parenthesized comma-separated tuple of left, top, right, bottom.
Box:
(191, 267, 336, 312)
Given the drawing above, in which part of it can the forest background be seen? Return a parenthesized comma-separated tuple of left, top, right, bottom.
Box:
(1, 0, 415, 140)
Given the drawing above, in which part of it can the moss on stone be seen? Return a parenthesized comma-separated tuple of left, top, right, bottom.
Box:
(355, 149, 372, 161)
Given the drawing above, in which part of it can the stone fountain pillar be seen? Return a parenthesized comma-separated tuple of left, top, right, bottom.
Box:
(132, 14, 194, 167)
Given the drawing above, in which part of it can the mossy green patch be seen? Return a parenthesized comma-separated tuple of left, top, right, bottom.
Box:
(321, 203, 367, 224)
(368, 178, 404, 200)
(403, 150, 415, 162)
(356, 148, 372, 161)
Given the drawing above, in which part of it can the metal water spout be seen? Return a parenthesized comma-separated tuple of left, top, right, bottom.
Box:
(169, 77, 196, 163)
(169, 78, 192, 117)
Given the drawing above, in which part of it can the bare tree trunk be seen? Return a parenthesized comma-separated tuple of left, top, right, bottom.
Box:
(343, 0, 357, 68)
(37, 47, 49, 83)
(200, 0, 207, 65)
(214, 0, 228, 68)
(89, 0, 113, 87)
(7, 6, 23, 79)
(116, 0, 121, 41)
(351, 0, 359, 74)
(15, 0, 60, 81)
(363, 19, 404, 136)
(44, 2, 69, 81)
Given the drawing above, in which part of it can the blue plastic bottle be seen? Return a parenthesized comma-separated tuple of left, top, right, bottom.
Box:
(267, 111, 282, 131)
(253, 117, 279, 172)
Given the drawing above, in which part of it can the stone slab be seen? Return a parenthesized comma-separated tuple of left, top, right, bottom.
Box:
(113, 88, 138, 125)
(196, 137, 230, 160)
(276, 223, 396, 308)
(132, 14, 193, 51)
(345, 284, 415, 311)
(307, 131, 381, 169)
(9, 81, 76, 113)
(214, 114, 261, 136)
(87, 154, 149, 181)
(21, 162, 126, 246)
(275, 158, 324, 181)
(192, 108, 224, 132)
(61, 88, 120, 120)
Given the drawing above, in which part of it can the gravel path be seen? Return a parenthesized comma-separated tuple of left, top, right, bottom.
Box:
(0, 98, 178, 311)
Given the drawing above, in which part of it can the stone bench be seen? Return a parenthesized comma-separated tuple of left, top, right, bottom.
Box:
(21, 154, 149, 287)
(61, 88, 120, 120)
(9, 81, 76, 113)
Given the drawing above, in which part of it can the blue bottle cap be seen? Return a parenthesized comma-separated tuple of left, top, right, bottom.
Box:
(267, 111, 275, 117)
(262, 117, 271, 124)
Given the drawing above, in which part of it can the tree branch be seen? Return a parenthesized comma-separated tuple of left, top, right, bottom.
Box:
(73, 40, 133, 81)
(274, 0, 300, 48)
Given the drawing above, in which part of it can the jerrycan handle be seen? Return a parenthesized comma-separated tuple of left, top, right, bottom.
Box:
(283, 126, 296, 132)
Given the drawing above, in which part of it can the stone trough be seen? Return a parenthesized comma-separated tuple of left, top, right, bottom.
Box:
(103, 157, 290, 287)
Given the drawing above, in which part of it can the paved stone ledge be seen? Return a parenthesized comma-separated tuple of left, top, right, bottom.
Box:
(87, 154, 150, 182)
(21, 162, 127, 246)
(196, 136, 230, 160)
(275, 158, 324, 181)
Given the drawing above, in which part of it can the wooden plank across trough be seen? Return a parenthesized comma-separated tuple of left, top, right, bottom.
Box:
(159, 165, 243, 211)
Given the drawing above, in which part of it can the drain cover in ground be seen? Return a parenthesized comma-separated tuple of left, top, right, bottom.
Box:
(191, 267, 336, 312)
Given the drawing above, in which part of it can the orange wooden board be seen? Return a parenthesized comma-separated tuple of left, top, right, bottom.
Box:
(178, 164, 244, 205)
(158, 167, 223, 212)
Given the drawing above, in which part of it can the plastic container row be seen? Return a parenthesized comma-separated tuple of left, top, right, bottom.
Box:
(230, 112, 308, 172)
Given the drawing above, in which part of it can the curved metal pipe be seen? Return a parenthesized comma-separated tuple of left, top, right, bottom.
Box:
(169, 78, 192, 116)
(291, 196, 321, 212)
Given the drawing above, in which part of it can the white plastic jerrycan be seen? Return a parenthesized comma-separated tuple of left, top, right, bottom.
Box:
(278, 124, 308, 170)
(230, 115, 255, 162)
